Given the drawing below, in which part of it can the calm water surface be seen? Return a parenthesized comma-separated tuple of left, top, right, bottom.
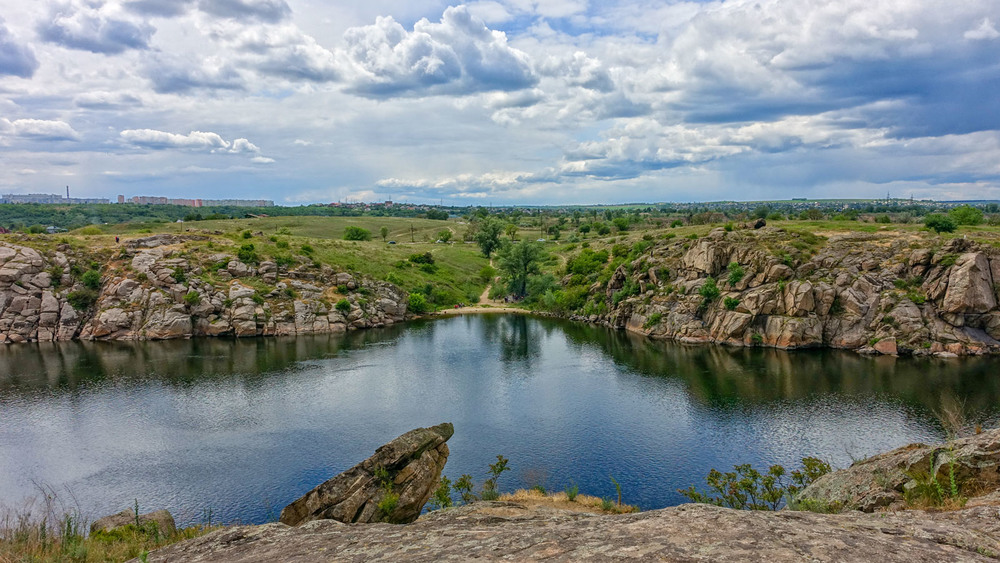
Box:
(2, 314, 999, 526)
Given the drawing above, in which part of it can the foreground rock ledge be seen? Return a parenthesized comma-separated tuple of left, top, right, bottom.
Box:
(280, 423, 453, 526)
(147, 501, 1000, 562)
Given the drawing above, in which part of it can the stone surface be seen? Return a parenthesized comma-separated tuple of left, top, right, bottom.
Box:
(280, 423, 454, 526)
(91, 508, 176, 536)
(800, 427, 1000, 512)
(148, 502, 1000, 562)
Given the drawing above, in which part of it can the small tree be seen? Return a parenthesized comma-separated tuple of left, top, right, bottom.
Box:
(344, 226, 372, 241)
(380, 226, 389, 242)
(475, 217, 505, 258)
(496, 241, 545, 298)
(948, 205, 983, 226)
(437, 230, 452, 243)
(924, 214, 957, 233)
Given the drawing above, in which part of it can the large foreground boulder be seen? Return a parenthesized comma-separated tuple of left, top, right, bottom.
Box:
(799, 428, 1000, 512)
(279, 423, 453, 526)
(148, 501, 1000, 562)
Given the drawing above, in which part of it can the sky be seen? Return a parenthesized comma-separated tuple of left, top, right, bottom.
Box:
(0, 0, 999, 206)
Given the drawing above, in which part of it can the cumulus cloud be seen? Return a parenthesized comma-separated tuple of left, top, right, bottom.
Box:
(197, 0, 291, 23)
(0, 20, 39, 78)
(37, 0, 155, 54)
(121, 129, 229, 150)
(120, 128, 273, 162)
(1, 119, 81, 141)
(142, 53, 244, 93)
(341, 5, 537, 97)
(220, 24, 340, 82)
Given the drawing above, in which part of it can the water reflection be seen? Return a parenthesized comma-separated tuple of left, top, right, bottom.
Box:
(0, 315, 998, 526)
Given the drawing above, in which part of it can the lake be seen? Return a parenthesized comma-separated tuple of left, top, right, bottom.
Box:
(1, 314, 998, 526)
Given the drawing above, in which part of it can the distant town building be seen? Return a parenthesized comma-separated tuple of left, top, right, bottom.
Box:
(0, 193, 109, 204)
(117, 195, 125, 204)
(125, 196, 273, 207)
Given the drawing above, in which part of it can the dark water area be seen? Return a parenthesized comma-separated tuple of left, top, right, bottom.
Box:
(1, 314, 998, 526)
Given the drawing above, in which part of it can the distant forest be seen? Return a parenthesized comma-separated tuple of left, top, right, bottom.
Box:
(1, 199, 998, 233)
(0, 203, 439, 231)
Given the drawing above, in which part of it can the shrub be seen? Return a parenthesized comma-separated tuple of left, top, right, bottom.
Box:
(300, 244, 314, 254)
(242, 230, 252, 239)
(183, 291, 200, 306)
(335, 299, 351, 313)
(643, 312, 663, 329)
(377, 492, 399, 517)
(949, 205, 983, 226)
(670, 219, 684, 228)
(81, 269, 102, 290)
(699, 277, 720, 301)
(750, 333, 764, 345)
(408, 293, 429, 313)
(925, 214, 957, 233)
(724, 297, 740, 310)
(237, 243, 258, 263)
(454, 474, 477, 504)
(428, 476, 453, 510)
(171, 267, 186, 285)
(251, 292, 265, 305)
(409, 252, 434, 264)
(726, 262, 744, 285)
(480, 455, 510, 501)
(679, 457, 831, 511)
(876, 214, 891, 224)
(479, 265, 497, 283)
(565, 484, 579, 502)
(67, 289, 97, 311)
(344, 226, 372, 241)
(275, 239, 289, 249)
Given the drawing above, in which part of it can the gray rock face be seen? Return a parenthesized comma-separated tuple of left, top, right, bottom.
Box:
(800, 427, 1000, 512)
(579, 229, 1000, 356)
(91, 508, 176, 536)
(0, 241, 408, 344)
(149, 502, 1000, 562)
(280, 423, 454, 526)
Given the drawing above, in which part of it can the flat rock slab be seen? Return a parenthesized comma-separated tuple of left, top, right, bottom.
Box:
(147, 502, 1000, 562)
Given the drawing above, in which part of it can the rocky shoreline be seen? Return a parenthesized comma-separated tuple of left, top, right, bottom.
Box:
(569, 226, 1000, 357)
(4, 227, 1000, 357)
(0, 235, 407, 344)
(142, 427, 1000, 562)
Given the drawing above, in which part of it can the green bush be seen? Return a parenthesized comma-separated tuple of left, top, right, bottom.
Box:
(408, 293, 429, 313)
(344, 226, 372, 241)
(183, 291, 200, 306)
(699, 277, 720, 301)
(409, 252, 434, 264)
(67, 289, 98, 311)
(335, 299, 351, 313)
(949, 205, 983, 226)
(643, 312, 663, 329)
(724, 297, 740, 310)
(679, 457, 831, 511)
(428, 476, 453, 511)
(924, 214, 957, 233)
(565, 484, 579, 502)
(80, 269, 102, 290)
(726, 262, 744, 285)
(237, 243, 258, 263)
(241, 230, 252, 239)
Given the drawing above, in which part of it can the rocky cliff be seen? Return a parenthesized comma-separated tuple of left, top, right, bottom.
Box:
(0, 235, 407, 343)
(572, 226, 1000, 356)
